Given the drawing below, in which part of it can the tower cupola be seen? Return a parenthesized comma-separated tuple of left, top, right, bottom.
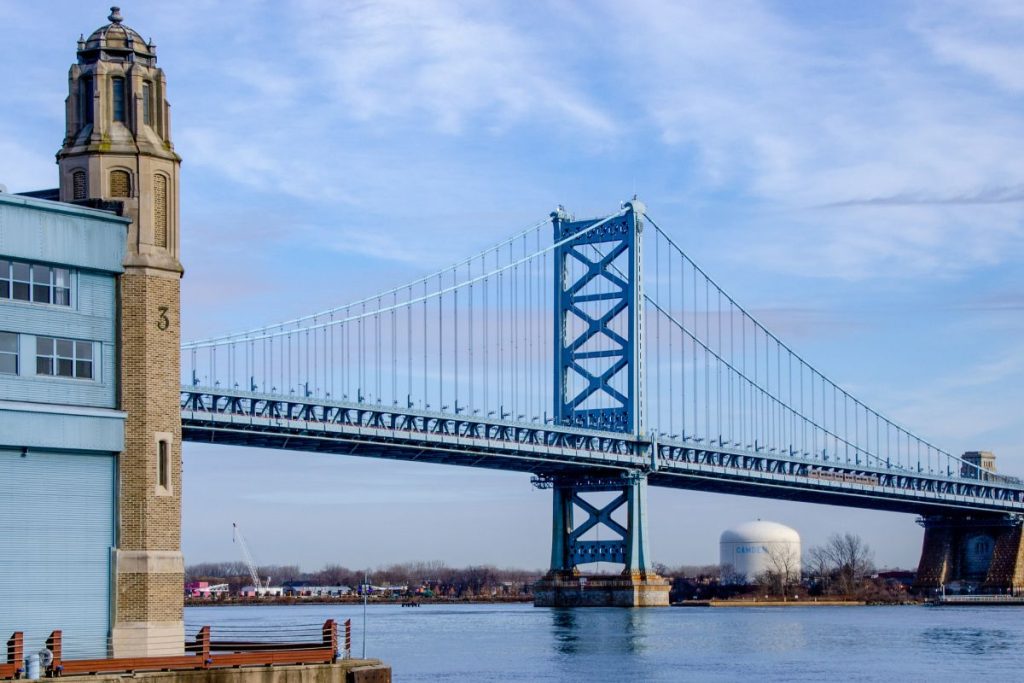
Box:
(78, 7, 157, 66)
(57, 6, 181, 274)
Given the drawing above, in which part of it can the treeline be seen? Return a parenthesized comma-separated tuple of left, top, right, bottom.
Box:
(188, 533, 911, 602)
(186, 560, 543, 597)
(753, 532, 896, 599)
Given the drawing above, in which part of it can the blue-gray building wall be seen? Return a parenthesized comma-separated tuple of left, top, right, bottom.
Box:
(0, 194, 127, 273)
(0, 193, 127, 413)
(0, 192, 129, 656)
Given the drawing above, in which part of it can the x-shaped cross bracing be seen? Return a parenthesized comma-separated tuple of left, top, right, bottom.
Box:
(560, 242, 632, 415)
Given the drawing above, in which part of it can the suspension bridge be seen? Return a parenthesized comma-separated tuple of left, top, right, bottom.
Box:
(180, 200, 1024, 604)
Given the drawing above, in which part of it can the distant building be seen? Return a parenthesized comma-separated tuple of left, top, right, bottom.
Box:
(359, 585, 409, 596)
(239, 586, 285, 597)
(962, 451, 997, 479)
(185, 581, 229, 598)
(282, 582, 353, 597)
(876, 570, 915, 589)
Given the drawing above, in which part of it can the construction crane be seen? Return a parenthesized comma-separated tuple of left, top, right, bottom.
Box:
(233, 522, 269, 595)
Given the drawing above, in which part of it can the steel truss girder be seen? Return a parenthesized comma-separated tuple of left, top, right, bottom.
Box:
(181, 388, 1024, 515)
(544, 471, 651, 571)
(552, 201, 645, 435)
(654, 441, 1024, 510)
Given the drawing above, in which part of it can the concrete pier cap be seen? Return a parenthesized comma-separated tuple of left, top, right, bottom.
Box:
(534, 571, 670, 608)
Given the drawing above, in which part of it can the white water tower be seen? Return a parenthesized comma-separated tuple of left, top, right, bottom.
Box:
(720, 521, 801, 584)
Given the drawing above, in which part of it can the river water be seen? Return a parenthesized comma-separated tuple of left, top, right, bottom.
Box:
(185, 603, 1023, 681)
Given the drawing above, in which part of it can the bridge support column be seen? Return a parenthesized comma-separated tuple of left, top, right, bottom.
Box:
(533, 473, 669, 607)
(914, 515, 1024, 594)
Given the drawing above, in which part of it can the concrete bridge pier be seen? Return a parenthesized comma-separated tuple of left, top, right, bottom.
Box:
(533, 472, 670, 607)
(914, 514, 1024, 593)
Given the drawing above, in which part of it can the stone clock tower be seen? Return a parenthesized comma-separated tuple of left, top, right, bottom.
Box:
(58, 7, 184, 656)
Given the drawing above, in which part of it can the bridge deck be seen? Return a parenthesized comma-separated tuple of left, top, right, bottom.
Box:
(182, 388, 1024, 517)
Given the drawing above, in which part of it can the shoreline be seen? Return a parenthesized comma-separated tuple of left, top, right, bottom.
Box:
(675, 599, 870, 607)
(185, 597, 924, 608)
(186, 596, 534, 607)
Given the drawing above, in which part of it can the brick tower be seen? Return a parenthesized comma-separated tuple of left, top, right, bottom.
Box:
(57, 7, 184, 656)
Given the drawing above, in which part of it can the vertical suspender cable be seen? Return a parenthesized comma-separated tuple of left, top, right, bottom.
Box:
(656, 229, 661, 433)
(693, 265, 698, 442)
(423, 282, 427, 408)
(438, 273, 443, 410)
(499, 266, 504, 416)
(469, 262, 474, 413)
(407, 287, 412, 406)
(391, 293, 396, 404)
(454, 271, 459, 412)
(669, 240, 674, 438)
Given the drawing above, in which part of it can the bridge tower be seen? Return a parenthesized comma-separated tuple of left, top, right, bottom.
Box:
(914, 452, 1024, 594)
(534, 200, 670, 607)
(58, 8, 184, 655)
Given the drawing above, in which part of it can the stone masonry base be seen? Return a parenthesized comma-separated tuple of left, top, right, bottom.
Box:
(110, 620, 185, 657)
(914, 516, 1024, 593)
(112, 550, 185, 656)
(533, 571, 671, 607)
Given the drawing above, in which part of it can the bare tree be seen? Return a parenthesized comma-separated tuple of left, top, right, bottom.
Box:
(806, 545, 834, 594)
(756, 545, 800, 596)
(807, 533, 875, 595)
(719, 563, 747, 586)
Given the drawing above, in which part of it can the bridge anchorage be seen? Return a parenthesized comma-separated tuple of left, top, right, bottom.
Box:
(182, 198, 1024, 606)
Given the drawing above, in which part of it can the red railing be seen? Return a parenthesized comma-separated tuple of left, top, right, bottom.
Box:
(1, 619, 353, 678)
(0, 632, 23, 679)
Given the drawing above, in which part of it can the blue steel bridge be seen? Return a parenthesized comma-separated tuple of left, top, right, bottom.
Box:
(180, 201, 1024, 577)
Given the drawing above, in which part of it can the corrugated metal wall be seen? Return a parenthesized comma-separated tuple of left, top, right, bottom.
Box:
(0, 195, 127, 273)
(0, 449, 114, 659)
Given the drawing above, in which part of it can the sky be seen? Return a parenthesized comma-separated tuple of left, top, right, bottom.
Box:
(1, 0, 1022, 572)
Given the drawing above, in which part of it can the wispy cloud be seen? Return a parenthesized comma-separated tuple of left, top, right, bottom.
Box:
(293, 0, 615, 136)
(586, 0, 1024, 279)
(818, 184, 1024, 208)
(874, 347, 1024, 453)
(959, 291, 1024, 312)
(912, 0, 1024, 94)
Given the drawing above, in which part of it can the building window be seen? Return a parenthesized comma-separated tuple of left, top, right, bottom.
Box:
(0, 260, 70, 306)
(110, 170, 131, 198)
(142, 81, 152, 126)
(53, 267, 71, 305)
(36, 336, 93, 380)
(72, 170, 87, 200)
(78, 76, 93, 128)
(154, 174, 168, 248)
(0, 332, 17, 375)
(158, 439, 169, 488)
(112, 77, 126, 122)
(155, 433, 173, 495)
(12, 262, 30, 301)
